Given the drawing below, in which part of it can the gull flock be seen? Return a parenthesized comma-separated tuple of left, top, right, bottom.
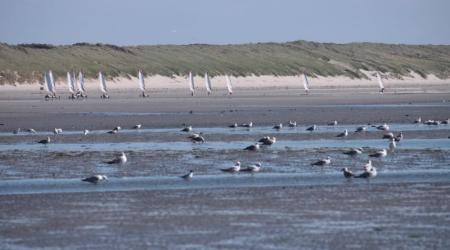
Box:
(14, 115, 449, 185)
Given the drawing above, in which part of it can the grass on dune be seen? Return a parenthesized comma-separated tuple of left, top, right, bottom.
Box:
(0, 40, 449, 85)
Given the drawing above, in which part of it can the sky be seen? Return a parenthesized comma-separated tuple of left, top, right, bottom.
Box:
(0, 0, 449, 45)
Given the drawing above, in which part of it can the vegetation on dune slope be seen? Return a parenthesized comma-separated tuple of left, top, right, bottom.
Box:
(0, 41, 449, 85)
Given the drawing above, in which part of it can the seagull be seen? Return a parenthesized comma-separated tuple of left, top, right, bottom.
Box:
(258, 136, 276, 145)
(374, 123, 390, 131)
(369, 149, 387, 158)
(107, 128, 119, 134)
(355, 161, 377, 178)
(13, 128, 21, 134)
(288, 121, 297, 127)
(240, 122, 253, 128)
(27, 128, 37, 134)
(104, 152, 127, 164)
(240, 162, 262, 173)
(442, 119, 450, 125)
(341, 168, 354, 178)
(82, 175, 108, 184)
(382, 132, 394, 139)
(311, 156, 331, 166)
(336, 129, 348, 137)
(187, 132, 203, 139)
(389, 138, 396, 152)
(181, 125, 193, 132)
(114, 126, 122, 131)
(229, 123, 238, 128)
(414, 117, 422, 124)
(133, 124, 142, 129)
(273, 123, 283, 130)
(394, 132, 403, 142)
(424, 120, 439, 125)
(190, 135, 205, 143)
(244, 143, 260, 151)
(306, 125, 317, 132)
(328, 120, 338, 126)
(180, 170, 194, 180)
(343, 147, 364, 156)
(83, 129, 89, 136)
(37, 136, 51, 144)
(221, 161, 241, 173)
(54, 128, 63, 135)
(355, 126, 367, 133)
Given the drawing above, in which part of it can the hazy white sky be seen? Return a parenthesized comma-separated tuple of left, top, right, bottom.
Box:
(1, 0, 449, 45)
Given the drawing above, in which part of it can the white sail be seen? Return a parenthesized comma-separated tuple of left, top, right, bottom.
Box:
(302, 74, 310, 92)
(138, 70, 145, 91)
(44, 72, 52, 93)
(188, 72, 195, 94)
(99, 72, 107, 93)
(225, 75, 233, 94)
(67, 72, 75, 93)
(78, 72, 86, 93)
(48, 70, 56, 94)
(376, 72, 384, 89)
(205, 72, 212, 94)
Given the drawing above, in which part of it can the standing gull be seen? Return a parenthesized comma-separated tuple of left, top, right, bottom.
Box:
(273, 123, 283, 130)
(389, 138, 397, 152)
(328, 120, 338, 126)
(104, 152, 127, 164)
(306, 125, 317, 132)
(83, 129, 89, 136)
(288, 121, 297, 127)
(229, 123, 238, 128)
(336, 129, 348, 137)
(181, 125, 193, 132)
(133, 124, 142, 129)
(180, 170, 194, 180)
(37, 136, 51, 144)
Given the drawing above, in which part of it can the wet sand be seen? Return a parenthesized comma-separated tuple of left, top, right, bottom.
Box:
(1, 88, 450, 249)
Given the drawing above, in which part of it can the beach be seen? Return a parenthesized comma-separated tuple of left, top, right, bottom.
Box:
(1, 79, 450, 249)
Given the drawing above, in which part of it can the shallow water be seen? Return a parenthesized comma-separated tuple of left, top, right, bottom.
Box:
(0, 138, 448, 152)
(1, 122, 449, 137)
(1, 170, 449, 195)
